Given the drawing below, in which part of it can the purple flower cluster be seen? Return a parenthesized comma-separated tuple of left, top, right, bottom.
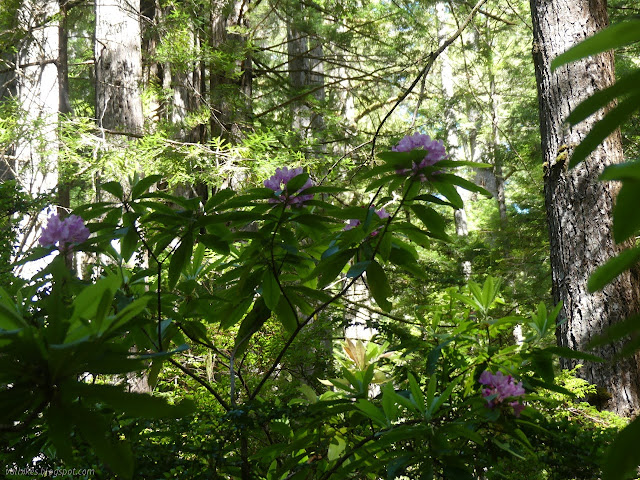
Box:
(343, 207, 390, 235)
(39, 214, 90, 250)
(392, 133, 448, 181)
(264, 167, 314, 207)
(479, 370, 526, 417)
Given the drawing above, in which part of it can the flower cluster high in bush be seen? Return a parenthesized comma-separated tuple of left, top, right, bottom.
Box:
(392, 132, 447, 181)
(38, 213, 90, 249)
(263, 166, 314, 206)
(479, 370, 526, 417)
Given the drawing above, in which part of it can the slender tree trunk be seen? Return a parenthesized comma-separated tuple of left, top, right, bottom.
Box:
(3, 0, 60, 277)
(57, 0, 71, 212)
(436, 2, 471, 280)
(531, 0, 640, 415)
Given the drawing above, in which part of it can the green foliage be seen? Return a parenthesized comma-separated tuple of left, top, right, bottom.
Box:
(4, 138, 615, 478)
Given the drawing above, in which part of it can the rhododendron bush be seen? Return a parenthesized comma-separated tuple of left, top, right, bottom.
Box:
(0, 136, 604, 479)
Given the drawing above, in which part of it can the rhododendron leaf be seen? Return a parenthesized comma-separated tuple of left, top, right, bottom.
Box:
(366, 260, 392, 312)
(234, 297, 271, 357)
(285, 172, 310, 192)
(603, 416, 640, 480)
(433, 182, 463, 209)
(131, 174, 162, 200)
(168, 232, 193, 290)
(101, 181, 124, 200)
(261, 269, 281, 310)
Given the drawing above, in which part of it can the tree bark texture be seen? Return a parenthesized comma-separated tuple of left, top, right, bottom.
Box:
(530, 0, 640, 415)
(95, 0, 143, 134)
(287, 2, 325, 143)
(209, 0, 252, 143)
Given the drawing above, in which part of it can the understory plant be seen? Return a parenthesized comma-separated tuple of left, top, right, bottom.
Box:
(0, 134, 620, 479)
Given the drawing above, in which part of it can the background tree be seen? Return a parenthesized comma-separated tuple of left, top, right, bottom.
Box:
(530, 0, 640, 415)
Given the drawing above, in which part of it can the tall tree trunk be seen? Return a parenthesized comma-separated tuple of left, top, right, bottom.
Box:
(95, 0, 149, 393)
(2, 0, 60, 277)
(57, 0, 71, 212)
(95, 0, 144, 136)
(209, 0, 252, 189)
(436, 2, 471, 280)
(530, 0, 640, 415)
(287, 1, 325, 147)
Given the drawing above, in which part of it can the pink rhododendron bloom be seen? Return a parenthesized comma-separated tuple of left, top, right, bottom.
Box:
(39, 214, 90, 250)
(392, 132, 448, 181)
(479, 370, 525, 417)
(264, 167, 314, 207)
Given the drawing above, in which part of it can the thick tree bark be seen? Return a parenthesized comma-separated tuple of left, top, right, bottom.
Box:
(95, 0, 148, 393)
(287, 1, 325, 145)
(531, 0, 640, 415)
(95, 0, 144, 135)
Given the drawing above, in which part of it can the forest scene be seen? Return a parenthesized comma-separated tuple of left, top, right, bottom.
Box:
(3, 0, 640, 478)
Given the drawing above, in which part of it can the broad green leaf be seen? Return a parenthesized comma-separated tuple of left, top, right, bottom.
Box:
(101, 181, 124, 200)
(603, 416, 640, 480)
(72, 406, 134, 479)
(433, 181, 463, 209)
(492, 439, 526, 460)
(567, 70, 640, 126)
(0, 294, 27, 331)
(204, 189, 235, 211)
(612, 180, 640, 242)
(433, 375, 463, 412)
(587, 314, 640, 349)
(408, 373, 425, 412)
(569, 94, 640, 168)
(381, 382, 399, 421)
(347, 260, 371, 278)
(588, 245, 640, 292)
(366, 260, 392, 312)
(48, 401, 73, 462)
(436, 173, 492, 196)
(410, 204, 449, 241)
(199, 234, 230, 255)
(103, 296, 149, 334)
(274, 295, 298, 333)
(120, 225, 139, 263)
(286, 172, 310, 192)
(377, 149, 429, 167)
(311, 248, 356, 288)
(355, 399, 387, 427)
(600, 159, 640, 181)
(544, 346, 603, 362)
(552, 20, 640, 70)
(261, 269, 281, 310)
(131, 174, 162, 199)
(327, 435, 347, 462)
(70, 382, 196, 418)
(168, 231, 193, 290)
(426, 375, 437, 411)
(70, 275, 121, 327)
(233, 297, 271, 357)
(442, 465, 475, 480)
